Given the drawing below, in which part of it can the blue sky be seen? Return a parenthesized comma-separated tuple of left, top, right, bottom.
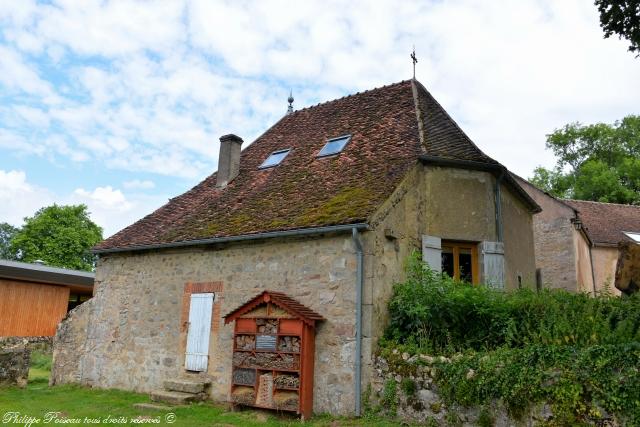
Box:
(1, 0, 639, 237)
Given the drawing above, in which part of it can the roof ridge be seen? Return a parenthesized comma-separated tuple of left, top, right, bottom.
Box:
(295, 79, 411, 113)
(412, 79, 492, 160)
(564, 198, 640, 208)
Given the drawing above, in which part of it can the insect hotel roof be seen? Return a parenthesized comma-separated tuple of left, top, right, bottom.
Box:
(223, 290, 325, 327)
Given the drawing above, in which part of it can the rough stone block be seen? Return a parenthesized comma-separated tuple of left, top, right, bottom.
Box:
(163, 379, 209, 394)
(150, 390, 198, 405)
(0, 346, 30, 388)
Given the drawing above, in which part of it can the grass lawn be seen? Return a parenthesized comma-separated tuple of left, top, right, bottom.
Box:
(0, 355, 400, 427)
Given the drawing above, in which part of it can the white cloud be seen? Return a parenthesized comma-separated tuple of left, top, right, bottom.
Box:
(123, 179, 155, 190)
(73, 186, 131, 210)
(0, 169, 54, 226)
(69, 186, 166, 237)
(0, 0, 638, 197)
(0, 169, 164, 237)
(0, 45, 56, 99)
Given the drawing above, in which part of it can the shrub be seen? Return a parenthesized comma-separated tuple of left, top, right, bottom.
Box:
(381, 252, 640, 424)
(385, 252, 640, 353)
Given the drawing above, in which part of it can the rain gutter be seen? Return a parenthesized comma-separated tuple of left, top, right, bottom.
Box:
(93, 223, 369, 254)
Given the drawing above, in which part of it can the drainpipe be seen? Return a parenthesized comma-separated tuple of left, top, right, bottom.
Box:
(351, 227, 364, 416)
(495, 171, 504, 242)
(589, 244, 598, 296)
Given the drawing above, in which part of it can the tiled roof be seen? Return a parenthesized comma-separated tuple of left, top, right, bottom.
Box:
(95, 79, 502, 252)
(564, 199, 640, 246)
(413, 80, 497, 164)
(224, 290, 325, 327)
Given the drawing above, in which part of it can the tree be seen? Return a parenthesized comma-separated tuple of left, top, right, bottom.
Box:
(595, 0, 640, 55)
(0, 222, 20, 260)
(531, 115, 640, 204)
(10, 204, 103, 271)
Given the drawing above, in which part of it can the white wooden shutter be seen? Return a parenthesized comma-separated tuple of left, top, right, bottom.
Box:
(422, 235, 442, 273)
(481, 242, 505, 289)
(185, 293, 214, 372)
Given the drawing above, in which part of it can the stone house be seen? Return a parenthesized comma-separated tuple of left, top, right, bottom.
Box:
(516, 177, 640, 295)
(51, 79, 539, 416)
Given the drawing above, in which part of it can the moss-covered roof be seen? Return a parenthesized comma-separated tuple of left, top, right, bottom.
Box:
(95, 80, 501, 252)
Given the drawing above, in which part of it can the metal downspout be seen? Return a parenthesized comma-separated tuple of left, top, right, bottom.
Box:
(589, 244, 598, 296)
(495, 171, 504, 242)
(352, 227, 364, 416)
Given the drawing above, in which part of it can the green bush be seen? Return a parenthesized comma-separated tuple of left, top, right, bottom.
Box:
(381, 252, 640, 424)
(385, 252, 640, 354)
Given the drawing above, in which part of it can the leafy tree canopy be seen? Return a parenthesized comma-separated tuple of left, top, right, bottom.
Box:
(0, 222, 20, 260)
(9, 204, 103, 271)
(531, 115, 640, 204)
(595, 0, 640, 55)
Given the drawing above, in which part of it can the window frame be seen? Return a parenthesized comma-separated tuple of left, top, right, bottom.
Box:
(441, 240, 479, 285)
(317, 134, 351, 158)
(258, 148, 291, 169)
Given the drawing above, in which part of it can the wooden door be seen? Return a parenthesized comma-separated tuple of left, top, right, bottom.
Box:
(185, 293, 214, 372)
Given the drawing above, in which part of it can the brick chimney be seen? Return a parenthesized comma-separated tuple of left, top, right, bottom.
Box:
(216, 134, 243, 187)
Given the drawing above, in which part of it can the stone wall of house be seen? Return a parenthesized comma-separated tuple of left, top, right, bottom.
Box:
(0, 343, 30, 387)
(592, 246, 621, 295)
(360, 164, 537, 389)
(517, 179, 585, 292)
(50, 300, 94, 385)
(500, 181, 537, 288)
(574, 228, 596, 294)
(52, 234, 358, 415)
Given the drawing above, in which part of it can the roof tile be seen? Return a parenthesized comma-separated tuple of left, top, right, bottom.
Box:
(95, 79, 500, 251)
(564, 199, 640, 245)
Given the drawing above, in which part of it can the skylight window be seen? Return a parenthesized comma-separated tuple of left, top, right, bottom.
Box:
(624, 232, 640, 243)
(318, 135, 351, 157)
(259, 149, 290, 169)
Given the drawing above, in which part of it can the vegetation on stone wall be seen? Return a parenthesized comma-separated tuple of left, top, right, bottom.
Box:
(379, 252, 640, 425)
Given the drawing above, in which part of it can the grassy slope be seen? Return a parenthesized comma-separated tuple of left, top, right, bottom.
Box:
(0, 355, 399, 427)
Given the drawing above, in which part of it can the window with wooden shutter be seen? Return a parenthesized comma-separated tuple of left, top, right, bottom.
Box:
(421, 235, 442, 273)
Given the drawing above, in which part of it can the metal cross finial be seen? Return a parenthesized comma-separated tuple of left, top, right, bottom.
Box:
(287, 90, 294, 115)
(410, 46, 418, 79)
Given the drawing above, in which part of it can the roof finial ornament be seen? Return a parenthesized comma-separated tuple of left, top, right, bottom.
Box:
(287, 90, 294, 115)
(411, 45, 418, 79)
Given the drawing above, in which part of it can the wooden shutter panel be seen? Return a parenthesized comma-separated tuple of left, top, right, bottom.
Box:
(422, 235, 442, 273)
(185, 292, 214, 372)
(481, 241, 505, 289)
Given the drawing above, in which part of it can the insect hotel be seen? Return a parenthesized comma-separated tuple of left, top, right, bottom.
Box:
(224, 291, 325, 419)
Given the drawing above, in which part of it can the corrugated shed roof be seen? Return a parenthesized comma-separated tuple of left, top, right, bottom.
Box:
(564, 199, 640, 246)
(95, 79, 506, 252)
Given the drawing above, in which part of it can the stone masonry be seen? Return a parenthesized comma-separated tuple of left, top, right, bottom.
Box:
(0, 345, 30, 388)
(370, 352, 555, 426)
(52, 234, 359, 415)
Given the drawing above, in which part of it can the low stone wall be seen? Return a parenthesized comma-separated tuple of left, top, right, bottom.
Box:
(368, 351, 553, 426)
(0, 345, 30, 387)
(0, 336, 53, 354)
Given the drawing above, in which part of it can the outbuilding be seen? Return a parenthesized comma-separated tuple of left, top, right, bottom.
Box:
(0, 259, 94, 337)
